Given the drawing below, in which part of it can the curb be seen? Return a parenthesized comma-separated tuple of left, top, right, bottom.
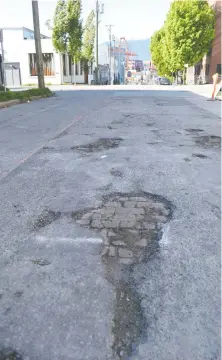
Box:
(0, 95, 47, 109)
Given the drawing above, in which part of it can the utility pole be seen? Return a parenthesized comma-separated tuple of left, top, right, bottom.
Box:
(106, 25, 114, 85)
(0, 29, 6, 91)
(112, 35, 116, 84)
(96, 1, 99, 84)
(95, 1, 104, 85)
(32, 0, 45, 88)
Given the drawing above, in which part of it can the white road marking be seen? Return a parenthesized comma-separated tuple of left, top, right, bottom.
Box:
(35, 235, 103, 245)
(159, 224, 171, 247)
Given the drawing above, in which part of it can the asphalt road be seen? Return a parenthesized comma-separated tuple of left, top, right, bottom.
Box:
(0, 86, 221, 360)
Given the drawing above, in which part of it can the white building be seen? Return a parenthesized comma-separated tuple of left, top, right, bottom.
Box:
(98, 43, 125, 84)
(0, 27, 93, 86)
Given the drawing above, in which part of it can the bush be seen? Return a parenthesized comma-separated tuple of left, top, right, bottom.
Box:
(0, 87, 53, 102)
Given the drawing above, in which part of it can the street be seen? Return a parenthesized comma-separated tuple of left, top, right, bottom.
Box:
(0, 86, 221, 360)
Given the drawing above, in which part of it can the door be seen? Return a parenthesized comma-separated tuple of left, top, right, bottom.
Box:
(5, 63, 21, 87)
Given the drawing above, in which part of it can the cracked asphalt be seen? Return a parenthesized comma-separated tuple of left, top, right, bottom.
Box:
(0, 86, 221, 360)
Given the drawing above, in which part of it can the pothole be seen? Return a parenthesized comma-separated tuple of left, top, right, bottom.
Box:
(71, 138, 123, 153)
(195, 135, 221, 148)
(192, 153, 208, 159)
(112, 279, 146, 359)
(0, 349, 22, 360)
(32, 210, 61, 230)
(31, 259, 51, 266)
(71, 192, 173, 266)
(71, 192, 173, 359)
(185, 128, 204, 133)
(110, 168, 124, 178)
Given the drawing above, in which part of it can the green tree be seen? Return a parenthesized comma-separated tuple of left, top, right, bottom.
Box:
(150, 27, 171, 77)
(165, 0, 215, 70)
(52, 0, 68, 53)
(67, 0, 83, 63)
(81, 10, 96, 83)
(52, 0, 83, 83)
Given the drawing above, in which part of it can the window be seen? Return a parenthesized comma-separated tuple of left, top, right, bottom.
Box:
(29, 53, 55, 76)
(23, 29, 34, 40)
(80, 61, 83, 75)
(75, 62, 79, 76)
(194, 64, 202, 76)
(24, 28, 48, 40)
(205, 64, 210, 76)
(69, 56, 72, 75)
(63, 54, 66, 76)
(89, 62, 93, 75)
(216, 64, 221, 75)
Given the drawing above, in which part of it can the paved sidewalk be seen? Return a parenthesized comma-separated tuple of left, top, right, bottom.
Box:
(181, 84, 221, 118)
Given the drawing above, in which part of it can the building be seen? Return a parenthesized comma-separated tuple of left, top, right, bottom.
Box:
(0, 27, 91, 86)
(186, 0, 221, 84)
(98, 43, 126, 84)
(208, 0, 221, 79)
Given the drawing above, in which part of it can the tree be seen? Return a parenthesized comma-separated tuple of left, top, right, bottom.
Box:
(165, 0, 215, 70)
(81, 10, 96, 83)
(150, 27, 171, 77)
(67, 0, 82, 63)
(151, 0, 215, 80)
(52, 0, 68, 54)
(52, 0, 83, 83)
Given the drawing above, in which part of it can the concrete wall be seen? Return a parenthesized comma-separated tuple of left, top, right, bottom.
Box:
(63, 57, 88, 84)
(2, 28, 86, 85)
(21, 39, 62, 85)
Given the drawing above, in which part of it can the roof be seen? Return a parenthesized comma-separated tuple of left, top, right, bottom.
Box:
(1, 27, 50, 39)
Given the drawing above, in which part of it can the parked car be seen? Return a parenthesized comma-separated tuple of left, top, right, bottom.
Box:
(160, 77, 171, 85)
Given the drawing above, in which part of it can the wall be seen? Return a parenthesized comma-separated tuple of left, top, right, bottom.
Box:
(209, 0, 221, 79)
(3, 28, 24, 65)
(63, 57, 86, 84)
(2, 29, 86, 85)
(21, 39, 62, 85)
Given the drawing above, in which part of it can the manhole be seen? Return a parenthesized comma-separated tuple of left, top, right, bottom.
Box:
(71, 138, 123, 153)
(195, 135, 221, 148)
(0, 349, 22, 360)
(71, 192, 173, 265)
(32, 210, 61, 230)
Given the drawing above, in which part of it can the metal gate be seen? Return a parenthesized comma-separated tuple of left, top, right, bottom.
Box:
(5, 63, 21, 87)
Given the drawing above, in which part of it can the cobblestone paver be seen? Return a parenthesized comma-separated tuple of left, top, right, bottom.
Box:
(72, 192, 172, 265)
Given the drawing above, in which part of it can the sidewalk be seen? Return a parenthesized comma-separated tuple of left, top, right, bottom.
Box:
(182, 84, 221, 118)
(185, 84, 221, 99)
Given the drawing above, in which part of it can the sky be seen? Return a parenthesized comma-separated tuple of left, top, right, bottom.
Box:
(0, 0, 171, 44)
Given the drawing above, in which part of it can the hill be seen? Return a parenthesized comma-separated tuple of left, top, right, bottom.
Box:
(100, 38, 151, 61)
(127, 39, 151, 61)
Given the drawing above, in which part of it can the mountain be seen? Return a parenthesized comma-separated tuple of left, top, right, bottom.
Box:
(127, 39, 151, 61)
(100, 38, 151, 61)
